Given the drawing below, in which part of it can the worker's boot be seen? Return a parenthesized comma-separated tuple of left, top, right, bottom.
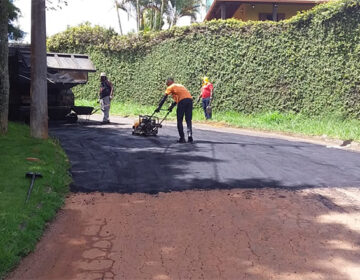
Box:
(187, 129, 193, 143)
(177, 138, 186, 143)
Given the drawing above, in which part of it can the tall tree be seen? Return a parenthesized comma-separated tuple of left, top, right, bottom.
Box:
(159, 0, 165, 30)
(0, 0, 9, 134)
(127, 0, 202, 31)
(115, 0, 141, 32)
(8, 0, 24, 40)
(30, 0, 48, 139)
(136, 0, 140, 31)
(120, 0, 161, 32)
(46, 0, 68, 10)
(166, 0, 201, 28)
(115, 0, 124, 35)
(0, 0, 24, 134)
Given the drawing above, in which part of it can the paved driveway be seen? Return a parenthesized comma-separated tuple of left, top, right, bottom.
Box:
(50, 118, 360, 193)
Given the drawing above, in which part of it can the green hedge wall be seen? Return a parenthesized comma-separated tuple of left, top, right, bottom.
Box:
(48, 0, 360, 118)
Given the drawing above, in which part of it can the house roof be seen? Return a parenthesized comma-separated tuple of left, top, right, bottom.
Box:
(204, 0, 330, 21)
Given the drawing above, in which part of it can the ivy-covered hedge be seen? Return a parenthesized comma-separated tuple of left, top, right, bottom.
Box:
(48, 0, 360, 118)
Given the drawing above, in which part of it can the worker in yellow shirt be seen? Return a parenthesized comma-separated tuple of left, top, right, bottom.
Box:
(197, 76, 213, 120)
(155, 77, 193, 143)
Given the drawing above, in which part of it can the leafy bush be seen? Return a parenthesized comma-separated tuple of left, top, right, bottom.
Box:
(48, 0, 360, 118)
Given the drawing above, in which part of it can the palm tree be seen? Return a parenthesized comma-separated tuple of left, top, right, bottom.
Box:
(165, 0, 201, 28)
(116, 0, 201, 33)
(158, 0, 165, 30)
(115, 0, 130, 35)
(143, 0, 163, 30)
(117, 0, 149, 32)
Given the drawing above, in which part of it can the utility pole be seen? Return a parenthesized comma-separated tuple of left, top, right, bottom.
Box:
(30, 0, 48, 139)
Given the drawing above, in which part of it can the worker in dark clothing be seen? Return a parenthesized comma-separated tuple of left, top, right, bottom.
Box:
(155, 78, 193, 143)
(99, 72, 113, 124)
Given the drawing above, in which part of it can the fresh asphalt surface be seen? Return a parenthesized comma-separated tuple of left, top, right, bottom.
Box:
(50, 119, 360, 193)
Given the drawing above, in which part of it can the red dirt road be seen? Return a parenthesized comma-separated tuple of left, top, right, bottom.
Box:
(8, 187, 360, 280)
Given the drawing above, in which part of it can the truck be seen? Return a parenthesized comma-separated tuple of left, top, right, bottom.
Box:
(8, 45, 97, 122)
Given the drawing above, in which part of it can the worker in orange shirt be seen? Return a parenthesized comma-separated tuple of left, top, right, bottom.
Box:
(155, 77, 193, 143)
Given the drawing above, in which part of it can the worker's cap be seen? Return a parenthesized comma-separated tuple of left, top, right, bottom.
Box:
(203, 76, 209, 83)
(100, 72, 107, 77)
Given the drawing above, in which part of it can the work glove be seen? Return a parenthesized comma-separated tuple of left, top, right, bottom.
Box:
(168, 102, 176, 112)
(156, 95, 168, 113)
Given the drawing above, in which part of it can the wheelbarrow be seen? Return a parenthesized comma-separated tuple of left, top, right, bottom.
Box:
(67, 106, 101, 123)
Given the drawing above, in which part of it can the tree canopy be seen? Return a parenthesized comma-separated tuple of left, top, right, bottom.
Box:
(8, 0, 24, 40)
(115, 0, 202, 32)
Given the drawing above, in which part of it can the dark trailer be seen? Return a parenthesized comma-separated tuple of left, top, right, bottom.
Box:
(8, 45, 96, 122)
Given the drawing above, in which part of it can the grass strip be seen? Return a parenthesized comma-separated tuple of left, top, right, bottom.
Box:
(77, 99, 360, 141)
(0, 122, 71, 279)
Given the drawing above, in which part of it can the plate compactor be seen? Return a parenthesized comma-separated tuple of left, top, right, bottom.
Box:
(132, 102, 176, 136)
(132, 114, 162, 136)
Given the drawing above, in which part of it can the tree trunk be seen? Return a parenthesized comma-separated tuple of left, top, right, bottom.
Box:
(159, 0, 165, 30)
(151, 8, 155, 30)
(30, 0, 48, 139)
(115, 1, 123, 35)
(172, 0, 177, 27)
(136, 0, 140, 32)
(140, 10, 145, 31)
(0, 0, 9, 134)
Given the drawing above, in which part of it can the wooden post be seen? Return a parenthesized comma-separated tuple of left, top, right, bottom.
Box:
(30, 0, 48, 139)
(0, 0, 9, 134)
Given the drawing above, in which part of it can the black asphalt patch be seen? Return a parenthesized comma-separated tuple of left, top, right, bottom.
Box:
(50, 121, 360, 193)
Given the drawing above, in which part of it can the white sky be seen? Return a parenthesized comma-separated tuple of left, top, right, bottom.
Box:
(13, 0, 206, 43)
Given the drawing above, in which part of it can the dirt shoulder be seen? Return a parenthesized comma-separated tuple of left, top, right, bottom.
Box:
(8, 187, 360, 280)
